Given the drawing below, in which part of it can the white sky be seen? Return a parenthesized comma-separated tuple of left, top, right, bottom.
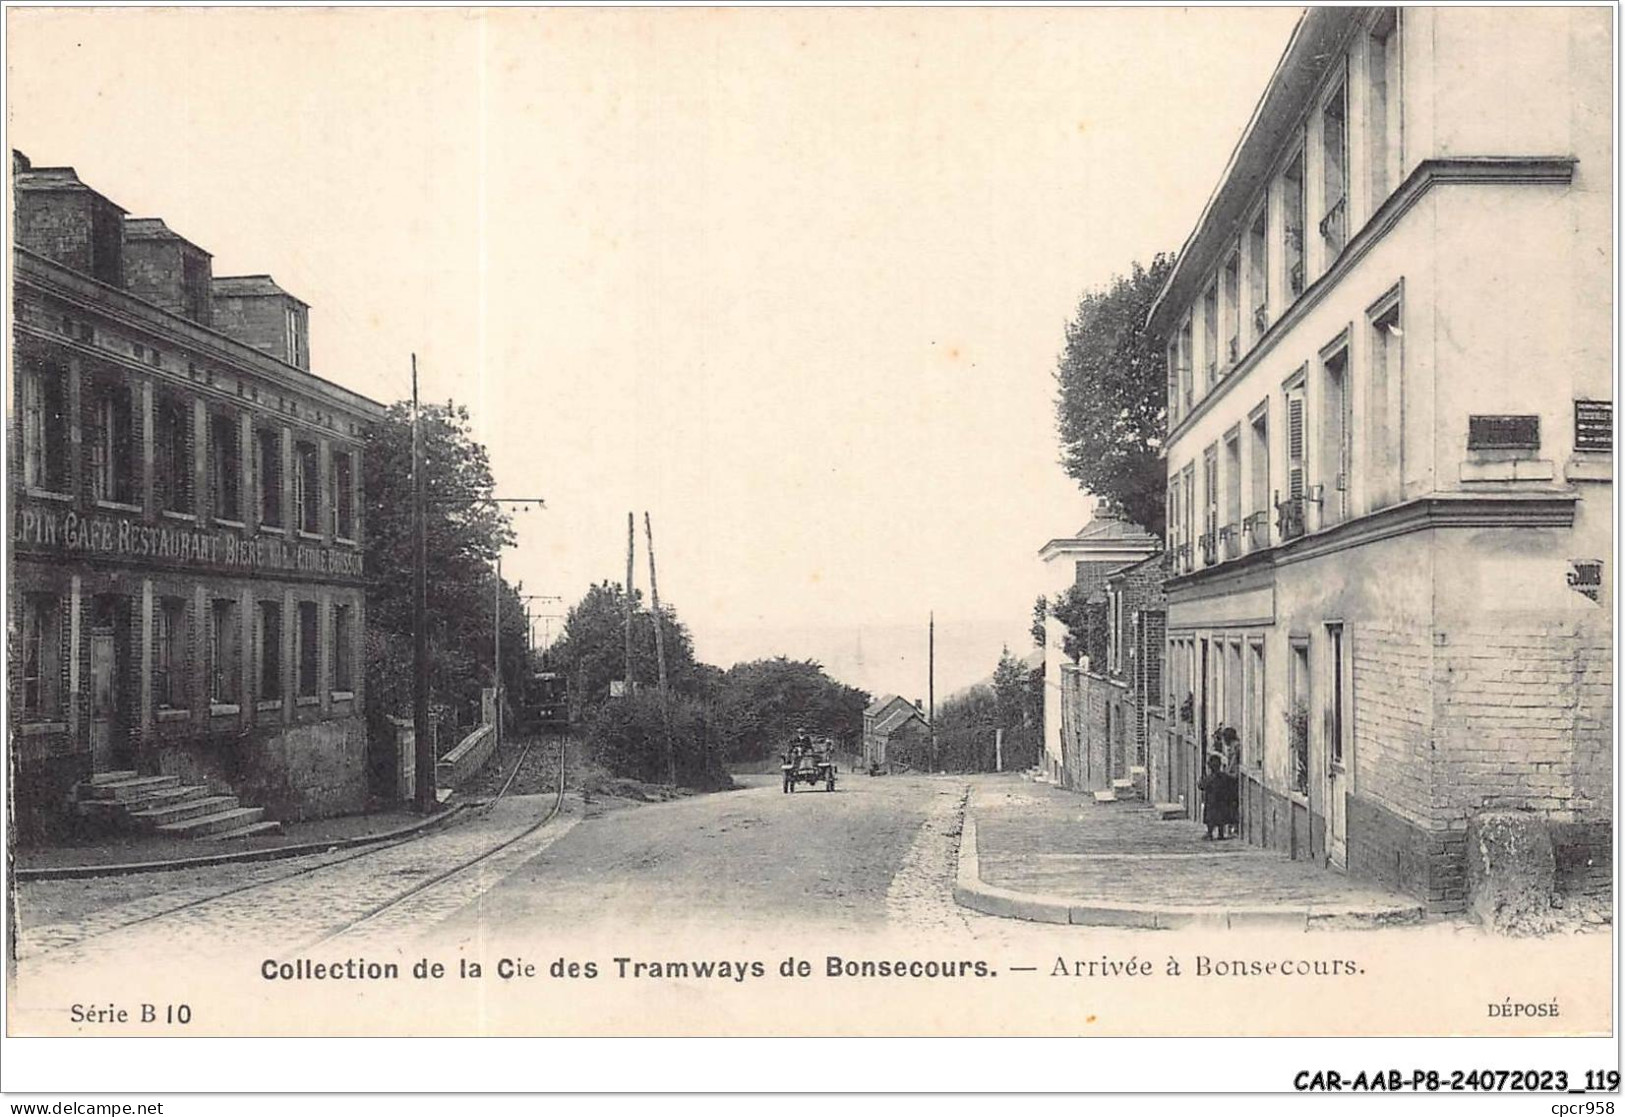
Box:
(7, 6, 1304, 695)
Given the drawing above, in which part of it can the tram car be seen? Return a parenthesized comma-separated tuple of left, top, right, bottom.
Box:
(520, 671, 570, 733)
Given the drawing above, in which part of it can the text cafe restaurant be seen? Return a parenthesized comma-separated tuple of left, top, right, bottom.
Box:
(9, 154, 383, 841)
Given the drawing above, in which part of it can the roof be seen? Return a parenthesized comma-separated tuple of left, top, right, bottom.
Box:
(1147, 7, 1362, 339)
(13, 164, 127, 211)
(875, 705, 927, 737)
(211, 274, 307, 305)
(123, 217, 212, 258)
(1038, 506, 1160, 560)
(864, 693, 902, 717)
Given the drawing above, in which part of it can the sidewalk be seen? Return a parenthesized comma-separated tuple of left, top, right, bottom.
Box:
(12, 802, 464, 879)
(955, 774, 1426, 929)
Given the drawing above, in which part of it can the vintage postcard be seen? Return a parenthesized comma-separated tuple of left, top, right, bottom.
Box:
(2, 3, 1616, 1072)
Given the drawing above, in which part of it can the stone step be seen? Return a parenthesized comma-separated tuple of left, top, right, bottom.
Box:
(1092, 789, 1119, 803)
(79, 775, 182, 801)
(156, 806, 266, 838)
(207, 820, 284, 841)
(130, 794, 241, 827)
(88, 770, 139, 785)
(84, 783, 211, 814)
(1153, 802, 1187, 820)
(1111, 778, 1137, 792)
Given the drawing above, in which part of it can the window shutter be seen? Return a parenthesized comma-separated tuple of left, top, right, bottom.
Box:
(22, 372, 43, 487)
(1287, 394, 1306, 498)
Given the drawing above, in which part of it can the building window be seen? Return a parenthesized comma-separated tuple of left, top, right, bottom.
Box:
(211, 414, 242, 522)
(1202, 281, 1219, 387)
(1279, 377, 1307, 540)
(333, 602, 353, 693)
(1282, 148, 1306, 299)
(210, 599, 239, 704)
(332, 450, 355, 539)
(1222, 429, 1242, 559)
(295, 440, 320, 534)
(19, 594, 61, 720)
(1221, 249, 1241, 368)
(1201, 445, 1219, 566)
(1321, 346, 1350, 525)
(1178, 316, 1194, 414)
(20, 365, 70, 494)
(1368, 9, 1401, 207)
(155, 396, 193, 515)
(286, 308, 304, 366)
(296, 601, 319, 698)
(1247, 205, 1269, 341)
(1181, 462, 1196, 569)
(1167, 340, 1181, 426)
(1249, 403, 1270, 548)
(1246, 640, 1265, 771)
(1168, 473, 1183, 570)
(1289, 640, 1310, 795)
(257, 428, 283, 528)
(1368, 294, 1404, 509)
(259, 600, 283, 702)
(89, 380, 135, 506)
(1320, 79, 1349, 258)
(154, 596, 189, 709)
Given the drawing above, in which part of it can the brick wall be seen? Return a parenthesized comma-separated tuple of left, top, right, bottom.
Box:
(16, 190, 123, 284)
(1351, 621, 1433, 824)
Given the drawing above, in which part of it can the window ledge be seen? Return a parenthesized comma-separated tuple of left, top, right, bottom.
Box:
(297, 530, 324, 542)
(156, 707, 191, 722)
(215, 518, 245, 530)
(330, 690, 355, 702)
(296, 695, 320, 707)
(95, 499, 143, 514)
(260, 525, 286, 535)
(17, 721, 67, 736)
(161, 509, 198, 523)
(334, 536, 358, 547)
(210, 703, 241, 716)
(256, 698, 284, 712)
(25, 488, 73, 503)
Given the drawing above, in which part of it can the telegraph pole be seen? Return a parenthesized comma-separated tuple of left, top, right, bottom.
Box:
(412, 355, 435, 813)
(929, 611, 937, 772)
(645, 512, 675, 785)
(493, 553, 502, 750)
(623, 512, 636, 694)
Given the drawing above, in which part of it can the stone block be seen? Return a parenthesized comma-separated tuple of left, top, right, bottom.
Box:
(1466, 809, 1557, 934)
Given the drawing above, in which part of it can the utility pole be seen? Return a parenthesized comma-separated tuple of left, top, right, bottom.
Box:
(493, 553, 502, 750)
(623, 512, 635, 695)
(929, 611, 937, 772)
(412, 355, 435, 813)
(645, 511, 675, 785)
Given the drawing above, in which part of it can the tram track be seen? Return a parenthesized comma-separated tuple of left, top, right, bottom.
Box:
(19, 733, 568, 962)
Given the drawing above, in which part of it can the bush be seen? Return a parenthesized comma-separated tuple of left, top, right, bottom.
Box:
(585, 691, 734, 791)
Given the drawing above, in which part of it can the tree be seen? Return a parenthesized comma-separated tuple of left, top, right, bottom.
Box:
(1050, 583, 1107, 667)
(1054, 254, 1176, 538)
(710, 657, 869, 762)
(1031, 595, 1049, 649)
(363, 400, 528, 730)
(548, 581, 699, 712)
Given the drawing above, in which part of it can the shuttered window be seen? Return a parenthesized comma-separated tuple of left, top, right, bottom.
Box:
(1287, 390, 1307, 499)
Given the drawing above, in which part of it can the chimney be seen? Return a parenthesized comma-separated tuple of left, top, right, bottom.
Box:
(123, 217, 214, 325)
(211, 275, 310, 369)
(13, 160, 126, 286)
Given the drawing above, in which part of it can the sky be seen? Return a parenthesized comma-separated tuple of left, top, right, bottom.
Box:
(7, 6, 1304, 697)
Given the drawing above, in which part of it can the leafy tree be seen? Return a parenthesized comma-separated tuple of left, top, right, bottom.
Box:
(931, 647, 1044, 773)
(1050, 583, 1108, 667)
(549, 581, 699, 712)
(363, 401, 530, 734)
(1054, 254, 1176, 538)
(585, 690, 732, 791)
(1031, 595, 1049, 649)
(710, 657, 869, 762)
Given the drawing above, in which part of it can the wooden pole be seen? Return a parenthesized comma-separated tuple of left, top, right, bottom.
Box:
(623, 512, 635, 694)
(645, 511, 675, 785)
(493, 553, 502, 749)
(412, 355, 435, 813)
(929, 611, 937, 771)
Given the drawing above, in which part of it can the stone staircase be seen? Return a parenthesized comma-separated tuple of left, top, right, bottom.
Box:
(75, 771, 282, 841)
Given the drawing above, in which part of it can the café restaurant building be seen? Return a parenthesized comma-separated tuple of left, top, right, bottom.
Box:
(9, 152, 383, 841)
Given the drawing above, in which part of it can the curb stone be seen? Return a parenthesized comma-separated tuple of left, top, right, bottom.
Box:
(14, 803, 472, 882)
(951, 807, 1426, 930)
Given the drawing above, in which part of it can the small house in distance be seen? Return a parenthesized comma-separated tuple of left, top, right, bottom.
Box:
(861, 694, 931, 773)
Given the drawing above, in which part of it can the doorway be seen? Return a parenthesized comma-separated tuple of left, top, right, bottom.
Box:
(89, 595, 131, 771)
(1325, 624, 1349, 869)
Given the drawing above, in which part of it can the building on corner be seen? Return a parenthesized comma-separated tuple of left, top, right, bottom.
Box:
(1146, 7, 1611, 910)
(10, 152, 384, 842)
